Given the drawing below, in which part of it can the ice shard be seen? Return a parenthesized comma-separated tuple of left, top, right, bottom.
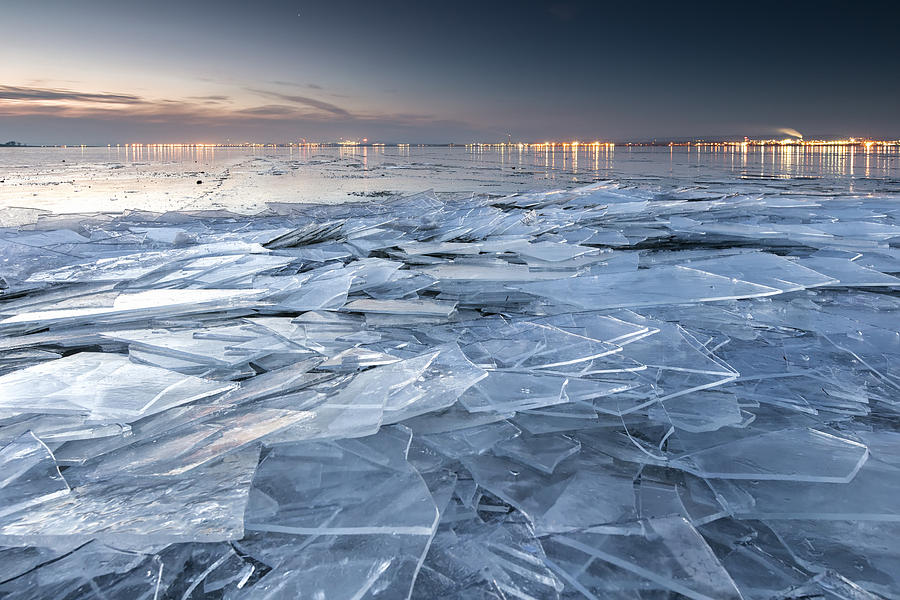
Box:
(0, 432, 70, 519)
(0, 446, 260, 545)
(0, 352, 235, 423)
(547, 517, 744, 600)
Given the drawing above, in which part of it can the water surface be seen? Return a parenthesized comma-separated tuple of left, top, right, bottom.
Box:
(1, 145, 898, 222)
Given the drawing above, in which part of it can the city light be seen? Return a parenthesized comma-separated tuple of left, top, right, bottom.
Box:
(11, 139, 900, 149)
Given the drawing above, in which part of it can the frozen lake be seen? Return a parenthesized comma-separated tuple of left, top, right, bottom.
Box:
(2, 145, 899, 223)
(2, 144, 900, 598)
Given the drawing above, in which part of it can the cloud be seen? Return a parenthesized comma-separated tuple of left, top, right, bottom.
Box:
(233, 104, 305, 117)
(271, 81, 324, 90)
(0, 85, 145, 104)
(0, 84, 356, 121)
(0, 83, 481, 143)
(247, 88, 352, 117)
(187, 95, 230, 102)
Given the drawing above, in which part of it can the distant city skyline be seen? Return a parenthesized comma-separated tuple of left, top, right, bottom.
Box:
(2, 0, 899, 144)
(5, 137, 900, 148)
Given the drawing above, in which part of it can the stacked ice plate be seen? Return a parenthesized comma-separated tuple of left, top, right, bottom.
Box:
(1, 183, 899, 598)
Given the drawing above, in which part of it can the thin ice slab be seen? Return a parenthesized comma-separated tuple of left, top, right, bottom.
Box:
(0, 352, 234, 423)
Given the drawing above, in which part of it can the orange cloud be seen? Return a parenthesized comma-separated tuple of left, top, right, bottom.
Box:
(0, 84, 448, 126)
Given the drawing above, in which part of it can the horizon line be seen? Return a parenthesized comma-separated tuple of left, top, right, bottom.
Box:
(4, 137, 900, 149)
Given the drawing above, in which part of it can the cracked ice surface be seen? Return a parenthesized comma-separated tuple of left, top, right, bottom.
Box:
(1, 182, 900, 599)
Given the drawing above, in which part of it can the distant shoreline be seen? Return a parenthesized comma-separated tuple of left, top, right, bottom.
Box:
(3, 140, 899, 149)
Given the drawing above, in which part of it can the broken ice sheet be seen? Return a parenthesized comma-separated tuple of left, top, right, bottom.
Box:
(710, 453, 900, 521)
(460, 320, 622, 371)
(128, 225, 197, 244)
(412, 523, 564, 600)
(342, 297, 457, 318)
(459, 371, 636, 415)
(766, 519, 900, 597)
(648, 389, 744, 432)
(138, 253, 294, 288)
(528, 311, 653, 347)
(0, 413, 129, 445)
(482, 239, 599, 262)
(103, 324, 260, 362)
(494, 432, 581, 475)
(398, 240, 482, 256)
(234, 446, 455, 600)
(546, 516, 743, 600)
(461, 447, 636, 535)
(269, 268, 352, 311)
(234, 530, 434, 600)
(518, 264, 781, 310)
(0, 540, 165, 599)
(401, 402, 515, 436)
(797, 256, 900, 287)
(256, 353, 441, 445)
(48, 357, 327, 466)
(318, 346, 401, 371)
(0, 352, 234, 423)
(246, 427, 439, 535)
(670, 428, 869, 483)
(101, 322, 314, 374)
(0, 432, 70, 519)
(460, 371, 571, 413)
(269, 344, 484, 444)
(685, 251, 838, 292)
(67, 407, 312, 480)
(0, 446, 259, 546)
(23, 242, 268, 284)
(790, 571, 887, 600)
(620, 320, 734, 375)
(421, 420, 521, 459)
(573, 321, 741, 416)
(417, 260, 571, 283)
(634, 471, 730, 526)
(263, 219, 344, 248)
(0, 288, 264, 329)
(0, 543, 84, 588)
(0, 540, 261, 600)
(3, 180, 900, 597)
(361, 271, 437, 300)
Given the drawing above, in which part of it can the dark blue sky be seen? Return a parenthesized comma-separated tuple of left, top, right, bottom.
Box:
(2, 0, 898, 143)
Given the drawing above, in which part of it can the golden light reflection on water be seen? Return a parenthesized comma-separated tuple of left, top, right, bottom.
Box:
(107, 143, 224, 165)
(72, 141, 900, 184)
(472, 142, 618, 181)
(19, 142, 897, 200)
(464, 142, 899, 184)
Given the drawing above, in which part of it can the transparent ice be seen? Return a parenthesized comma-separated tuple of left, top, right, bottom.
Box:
(1, 181, 899, 598)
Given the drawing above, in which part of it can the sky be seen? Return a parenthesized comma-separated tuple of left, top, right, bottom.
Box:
(1, 0, 899, 144)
